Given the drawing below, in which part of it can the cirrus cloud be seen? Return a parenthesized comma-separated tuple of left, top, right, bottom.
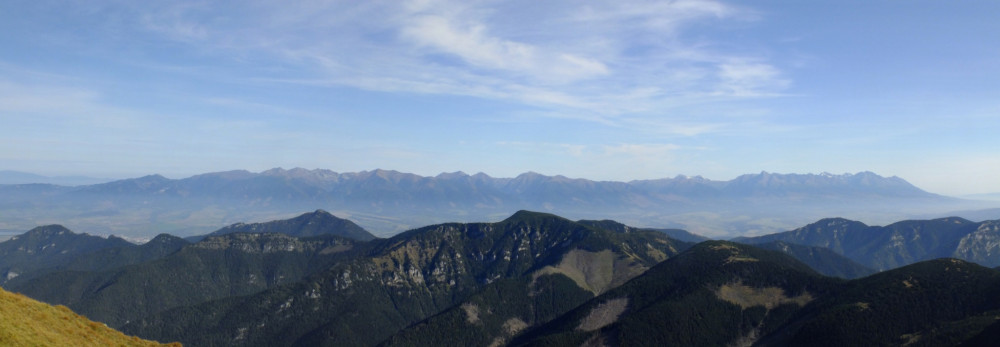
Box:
(119, 0, 786, 127)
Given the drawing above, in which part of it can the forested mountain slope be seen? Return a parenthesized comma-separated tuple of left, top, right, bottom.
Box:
(735, 217, 1000, 270)
(123, 211, 691, 346)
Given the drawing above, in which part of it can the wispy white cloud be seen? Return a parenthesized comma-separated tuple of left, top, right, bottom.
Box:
(114, 0, 787, 127)
(399, 3, 611, 84)
(622, 118, 727, 137)
(715, 61, 790, 97)
(0, 79, 151, 132)
(0, 82, 98, 114)
(139, 5, 209, 42)
(402, 15, 537, 72)
(571, 0, 739, 33)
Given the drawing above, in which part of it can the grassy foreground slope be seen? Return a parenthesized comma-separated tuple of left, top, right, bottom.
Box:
(0, 287, 179, 346)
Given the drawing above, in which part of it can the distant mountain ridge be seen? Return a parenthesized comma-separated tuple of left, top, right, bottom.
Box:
(2, 168, 983, 238)
(735, 217, 1000, 270)
(0, 170, 112, 186)
(78, 168, 938, 200)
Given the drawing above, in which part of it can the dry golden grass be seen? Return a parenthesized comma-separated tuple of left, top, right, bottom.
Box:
(576, 298, 629, 332)
(709, 244, 760, 264)
(715, 282, 813, 310)
(0, 287, 180, 347)
(532, 249, 615, 295)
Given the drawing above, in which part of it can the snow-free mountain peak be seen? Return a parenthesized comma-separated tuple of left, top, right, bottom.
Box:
(194, 209, 375, 242)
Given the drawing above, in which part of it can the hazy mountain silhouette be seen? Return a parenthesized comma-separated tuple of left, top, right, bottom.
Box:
(2, 168, 987, 239)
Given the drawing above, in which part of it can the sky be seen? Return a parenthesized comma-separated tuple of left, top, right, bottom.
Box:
(1, 0, 998, 196)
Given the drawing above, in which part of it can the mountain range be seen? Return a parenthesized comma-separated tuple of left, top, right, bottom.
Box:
(0, 170, 112, 186)
(735, 217, 1000, 270)
(3, 210, 1000, 345)
(2, 168, 992, 239)
(2, 210, 374, 328)
(121, 211, 692, 346)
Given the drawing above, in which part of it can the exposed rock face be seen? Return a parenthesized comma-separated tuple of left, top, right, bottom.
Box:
(955, 220, 1000, 265)
(124, 211, 691, 347)
(737, 217, 1000, 270)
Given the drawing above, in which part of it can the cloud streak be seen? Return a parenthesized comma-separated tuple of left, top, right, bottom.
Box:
(113, 0, 787, 128)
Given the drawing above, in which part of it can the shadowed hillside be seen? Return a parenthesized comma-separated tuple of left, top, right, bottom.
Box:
(736, 217, 1000, 270)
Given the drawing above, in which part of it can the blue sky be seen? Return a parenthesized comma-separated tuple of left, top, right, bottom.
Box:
(1, 0, 998, 195)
